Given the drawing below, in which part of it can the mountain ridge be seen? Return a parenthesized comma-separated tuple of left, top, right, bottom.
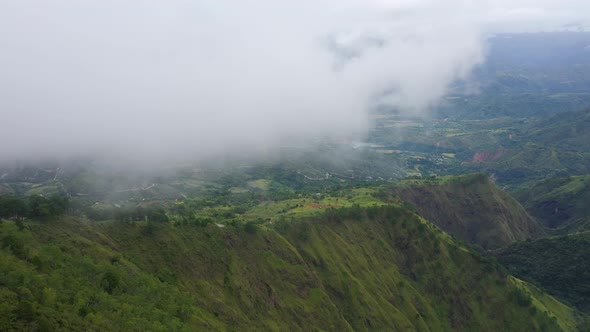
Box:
(0, 204, 580, 331)
(379, 173, 541, 249)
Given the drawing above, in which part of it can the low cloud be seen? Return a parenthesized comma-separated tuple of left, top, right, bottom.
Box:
(0, 0, 587, 163)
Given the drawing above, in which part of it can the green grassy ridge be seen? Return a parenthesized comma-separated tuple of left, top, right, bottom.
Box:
(379, 173, 541, 250)
(496, 231, 590, 316)
(1, 217, 347, 331)
(180, 173, 538, 251)
(514, 175, 590, 233)
(0, 205, 579, 331)
(276, 208, 578, 331)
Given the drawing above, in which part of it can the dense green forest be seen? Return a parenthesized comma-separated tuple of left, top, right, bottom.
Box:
(514, 175, 590, 233)
(497, 232, 590, 314)
(0, 194, 68, 221)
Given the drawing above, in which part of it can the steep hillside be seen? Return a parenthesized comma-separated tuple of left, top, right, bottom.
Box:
(382, 173, 540, 250)
(514, 175, 590, 233)
(496, 232, 590, 315)
(0, 206, 579, 331)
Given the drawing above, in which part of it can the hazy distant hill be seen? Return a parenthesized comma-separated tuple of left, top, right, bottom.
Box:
(481, 32, 590, 94)
(438, 32, 590, 119)
(432, 109, 590, 185)
(526, 108, 590, 152)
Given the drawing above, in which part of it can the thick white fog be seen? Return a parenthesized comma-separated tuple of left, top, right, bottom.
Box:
(0, 0, 588, 163)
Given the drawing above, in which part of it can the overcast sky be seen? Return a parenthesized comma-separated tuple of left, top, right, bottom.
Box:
(1, 0, 589, 163)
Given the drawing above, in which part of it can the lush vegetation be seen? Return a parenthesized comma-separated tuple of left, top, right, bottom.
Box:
(514, 175, 590, 234)
(377, 173, 540, 250)
(0, 205, 581, 331)
(496, 232, 590, 314)
(0, 194, 69, 221)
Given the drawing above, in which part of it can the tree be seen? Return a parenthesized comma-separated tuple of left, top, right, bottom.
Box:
(27, 194, 69, 220)
(148, 207, 169, 223)
(27, 195, 53, 220)
(0, 195, 28, 219)
(48, 194, 69, 216)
